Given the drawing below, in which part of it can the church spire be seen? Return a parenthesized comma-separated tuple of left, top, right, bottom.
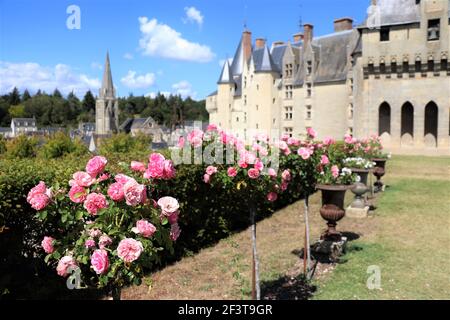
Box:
(100, 51, 115, 98)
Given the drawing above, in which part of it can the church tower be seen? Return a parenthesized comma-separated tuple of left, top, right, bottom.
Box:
(96, 52, 119, 135)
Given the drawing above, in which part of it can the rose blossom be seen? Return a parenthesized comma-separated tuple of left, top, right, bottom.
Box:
(238, 159, 248, 169)
(282, 170, 292, 182)
(41, 236, 55, 254)
(307, 127, 317, 139)
(323, 137, 336, 145)
(56, 256, 78, 277)
(281, 181, 289, 191)
(248, 168, 260, 179)
(177, 136, 185, 148)
(268, 168, 277, 178)
(331, 165, 340, 179)
(206, 124, 218, 132)
(227, 167, 238, 177)
(85, 239, 96, 249)
(115, 174, 133, 185)
(187, 129, 204, 147)
(163, 160, 176, 179)
(131, 161, 146, 173)
(99, 235, 112, 249)
(145, 153, 165, 179)
(321, 155, 330, 165)
(83, 193, 108, 215)
(71, 171, 95, 187)
(167, 211, 179, 224)
(254, 159, 264, 171)
(298, 147, 313, 160)
(132, 220, 157, 238)
(29, 193, 51, 211)
(170, 223, 181, 241)
(27, 181, 46, 202)
(117, 238, 143, 263)
(86, 156, 107, 177)
(203, 174, 211, 184)
(91, 249, 109, 275)
(97, 173, 110, 183)
(123, 179, 147, 207)
(69, 185, 87, 203)
(88, 228, 102, 238)
(107, 182, 125, 202)
(267, 192, 278, 202)
(157, 197, 180, 216)
(206, 166, 218, 176)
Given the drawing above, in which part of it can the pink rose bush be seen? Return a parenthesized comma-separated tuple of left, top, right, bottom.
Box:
(29, 154, 181, 293)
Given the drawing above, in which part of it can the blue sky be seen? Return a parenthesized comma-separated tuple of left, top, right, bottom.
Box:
(0, 0, 369, 100)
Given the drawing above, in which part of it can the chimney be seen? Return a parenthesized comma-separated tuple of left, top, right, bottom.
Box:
(303, 24, 314, 45)
(242, 30, 252, 61)
(255, 38, 266, 49)
(293, 32, 304, 43)
(272, 41, 285, 47)
(334, 17, 354, 32)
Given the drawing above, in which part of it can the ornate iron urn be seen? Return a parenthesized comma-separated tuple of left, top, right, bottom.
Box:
(372, 159, 387, 192)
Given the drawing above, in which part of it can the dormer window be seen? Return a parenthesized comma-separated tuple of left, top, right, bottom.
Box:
(427, 19, 440, 41)
(380, 28, 390, 42)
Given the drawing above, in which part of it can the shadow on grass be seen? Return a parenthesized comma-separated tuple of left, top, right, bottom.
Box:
(261, 274, 317, 300)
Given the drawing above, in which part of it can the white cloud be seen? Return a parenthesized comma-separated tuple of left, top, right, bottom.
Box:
(91, 62, 103, 70)
(123, 53, 134, 60)
(138, 17, 215, 63)
(172, 80, 197, 99)
(120, 70, 156, 89)
(0, 61, 100, 97)
(183, 7, 204, 26)
(146, 91, 171, 99)
(219, 58, 233, 68)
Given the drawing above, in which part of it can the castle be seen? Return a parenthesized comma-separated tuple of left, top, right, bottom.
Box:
(206, 0, 450, 155)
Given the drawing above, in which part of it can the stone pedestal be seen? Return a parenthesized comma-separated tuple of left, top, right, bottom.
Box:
(311, 237, 348, 262)
(346, 206, 370, 218)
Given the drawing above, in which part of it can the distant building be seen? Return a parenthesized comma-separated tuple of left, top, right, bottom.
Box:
(0, 127, 11, 138)
(96, 52, 119, 135)
(120, 116, 169, 143)
(10, 118, 37, 137)
(78, 122, 95, 136)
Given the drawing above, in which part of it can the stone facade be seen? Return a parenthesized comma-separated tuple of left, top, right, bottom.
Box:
(206, 0, 450, 155)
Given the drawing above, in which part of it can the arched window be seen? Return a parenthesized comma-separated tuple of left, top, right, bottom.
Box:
(379, 102, 391, 136)
(401, 102, 414, 137)
(424, 101, 438, 147)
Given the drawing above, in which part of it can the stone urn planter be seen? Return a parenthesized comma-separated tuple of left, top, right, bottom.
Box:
(372, 159, 388, 192)
(316, 184, 353, 241)
(349, 168, 370, 207)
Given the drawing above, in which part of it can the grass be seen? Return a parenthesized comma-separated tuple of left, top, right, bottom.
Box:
(122, 155, 450, 300)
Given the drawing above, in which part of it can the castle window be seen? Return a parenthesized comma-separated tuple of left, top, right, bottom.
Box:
(244, 112, 247, 123)
(285, 107, 293, 120)
(403, 61, 409, 73)
(256, 105, 259, 111)
(257, 85, 259, 90)
(236, 117, 239, 122)
(307, 61, 312, 75)
(368, 63, 375, 74)
(244, 77, 247, 88)
(415, 60, 421, 73)
(391, 62, 397, 74)
(441, 59, 448, 72)
(306, 105, 312, 120)
(380, 62, 386, 74)
(256, 123, 259, 129)
(273, 118, 276, 124)
(244, 95, 247, 106)
(307, 83, 312, 97)
(427, 19, 440, 41)
(284, 127, 293, 138)
(380, 27, 390, 42)
(273, 98, 276, 104)
(428, 59, 434, 72)
(349, 103, 354, 119)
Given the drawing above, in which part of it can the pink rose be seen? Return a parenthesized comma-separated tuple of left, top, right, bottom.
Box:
(170, 223, 181, 241)
(69, 185, 87, 203)
(227, 167, 238, 177)
(282, 170, 291, 182)
(157, 197, 180, 215)
(29, 193, 50, 211)
(267, 192, 278, 202)
(115, 174, 133, 185)
(107, 182, 125, 202)
(248, 168, 260, 179)
(132, 220, 157, 238)
(254, 159, 264, 171)
(131, 161, 146, 173)
(88, 228, 102, 238)
(281, 181, 289, 191)
(56, 256, 78, 277)
(281, 134, 290, 142)
(145, 153, 166, 179)
(86, 156, 107, 177)
(71, 171, 95, 188)
(331, 165, 340, 178)
(203, 174, 211, 184)
(83, 193, 108, 215)
(27, 181, 46, 203)
(117, 238, 143, 263)
(287, 138, 300, 147)
(123, 179, 147, 207)
(85, 239, 96, 249)
(91, 249, 109, 275)
(97, 173, 110, 183)
(177, 136, 185, 148)
(207, 124, 218, 132)
(41, 236, 55, 254)
(321, 155, 330, 165)
(238, 159, 248, 169)
(298, 147, 313, 160)
(163, 160, 176, 179)
(99, 235, 112, 249)
(324, 137, 336, 145)
(167, 211, 179, 224)
(187, 129, 204, 147)
(268, 168, 277, 178)
(206, 166, 218, 176)
(344, 134, 356, 144)
(307, 127, 317, 139)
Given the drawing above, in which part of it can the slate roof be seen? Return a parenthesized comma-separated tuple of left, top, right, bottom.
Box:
(230, 37, 246, 77)
(11, 118, 36, 127)
(218, 60, 233, 84)
(360, 0, 420, 28)
(252, 46, 279, 73)
(270, 45, 288, 72)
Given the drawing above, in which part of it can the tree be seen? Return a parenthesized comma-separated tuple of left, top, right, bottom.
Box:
(82, 90, 96, 113)
(9, 87, 21, 106)
(9, 104, 26, 118)
(53, 89, 63, 99)
(22, 89, 31, 102)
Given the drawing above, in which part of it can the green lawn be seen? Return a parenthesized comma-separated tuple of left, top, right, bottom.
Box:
(313, 155, 450, 300)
